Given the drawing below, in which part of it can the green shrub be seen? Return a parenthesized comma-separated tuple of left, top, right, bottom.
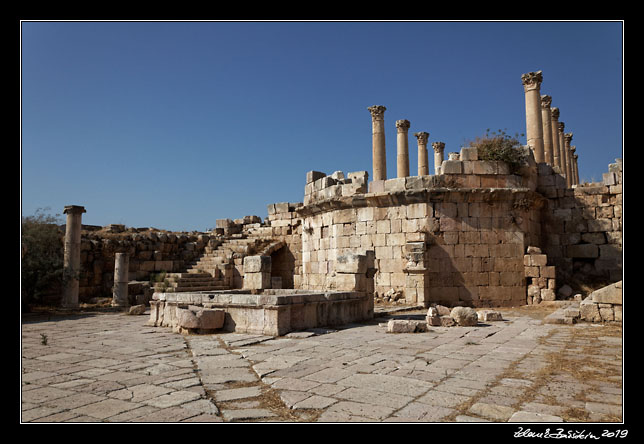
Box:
(21, 208, 65, 309)
(468, 129, 526, 173)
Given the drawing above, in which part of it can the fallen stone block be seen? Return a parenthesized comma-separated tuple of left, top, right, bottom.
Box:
(128, 304, 146, 315)
(386, 319, 427, 333)
(477, 310, 503, 322)
(450, 306, 479, 326)
(177, 307, 225, 332)
(440, 316, 456, 327)
(590, 281, 622, 305)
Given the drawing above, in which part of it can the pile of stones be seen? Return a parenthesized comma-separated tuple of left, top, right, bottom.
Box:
(386, 305, 503, 333)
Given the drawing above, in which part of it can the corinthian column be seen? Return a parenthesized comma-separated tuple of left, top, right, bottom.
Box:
(564, 132, 574, 187)
(521, 71, 545, 163)
(550, 107, 562, 172)
(368, 105, 387, 181)
(558, 122, 566, 181)
(396, 119, 411, 178)
(414, 132, 429, 176)
(432, 142, 445, 175)
(540, 95, 554, 165)
(61, 205, 86, 308)
(570, 146, 578, 185)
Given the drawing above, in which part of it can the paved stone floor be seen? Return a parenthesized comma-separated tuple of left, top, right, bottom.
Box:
(21, 306, 623, 423)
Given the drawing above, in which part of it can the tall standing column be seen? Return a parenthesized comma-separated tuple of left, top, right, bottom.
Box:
(368, 105, 387, 181)
(540, 95, 554, 165)
(414, 132, 430, 176)
(112, 252, 130, 307)
(572, 150, 580, 185)
(521, 71, 545, 163)
(396, 119, 410, 177)
(570, 146, 578, 185)
(564, 132, 574, 187)
(558, 122, 567, 182)
(550, 107, 562, 172)
(61, 205, 86, 308)
(432, 142, 445, 175)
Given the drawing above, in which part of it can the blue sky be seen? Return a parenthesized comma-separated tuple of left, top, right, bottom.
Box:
(21, 21, 623, 232)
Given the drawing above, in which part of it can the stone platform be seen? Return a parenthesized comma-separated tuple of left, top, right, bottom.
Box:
(148, 289, 373, 336)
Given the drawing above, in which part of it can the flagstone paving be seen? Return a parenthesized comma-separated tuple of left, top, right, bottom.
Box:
(21, 307, 622, 423)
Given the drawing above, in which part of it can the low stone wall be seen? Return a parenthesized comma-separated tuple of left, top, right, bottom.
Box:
(148, 290, 372, 336)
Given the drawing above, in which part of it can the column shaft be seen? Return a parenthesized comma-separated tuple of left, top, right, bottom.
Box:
(550, 108, 562, 171)
(432, 142, 445, 175)
(522, 71, 545, 163)
(112, 252, 129, 307)
(540, 95, 554, 165)
(61, 205, 86, 308)
(396, 119, 410, 178)
(368, 105, 387, 181)
(414, 132, 429, 176)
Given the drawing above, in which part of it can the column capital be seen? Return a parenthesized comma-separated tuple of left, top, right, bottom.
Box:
(558, 121, 565, 132)
(550, 107, 560, 120)
(564, 132, 573, 143)
(367, 105, 386, 120)
(63, 205, 86, 215)
(540, 95, 552, 108)
(521, 70, 543, 92)
(395, 119, 410, 132)
(432, 141, 445, 153)
(414, 132, 429, 144)
(570, 145, 576, 153)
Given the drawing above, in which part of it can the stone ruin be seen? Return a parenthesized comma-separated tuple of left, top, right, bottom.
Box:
(56, 70, 622, 335)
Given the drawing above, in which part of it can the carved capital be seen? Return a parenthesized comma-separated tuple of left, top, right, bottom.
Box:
(367, 105, 386, 120)
(550, 107, 560, 120)
(564, 132, 573, 144)
(396, 119, 410, 132)
(432, 141, 445, 153)
(414, 132, 429, 145)
(63, 205, 86, 215)
(558, 122, 565, 132)
(570, 145, 576, 153)
(540, 95, 552, 108)
(521, 70, 543, 92)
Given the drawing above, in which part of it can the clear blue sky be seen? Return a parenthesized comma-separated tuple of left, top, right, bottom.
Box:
(21, 21, 623, 232)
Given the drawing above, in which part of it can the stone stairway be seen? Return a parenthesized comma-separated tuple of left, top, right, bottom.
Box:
(154, 236, 275, 293)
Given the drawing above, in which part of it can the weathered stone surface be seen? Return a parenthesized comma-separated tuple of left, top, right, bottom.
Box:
(243, 255, 271, 273)
(477, 310, 503, 322)
(450, 306, 479, 326)
(387, 319, 427, 333)
(590, 281, 622, 305)
(508, 411, 563, 422)
(128, 304, 146, 315)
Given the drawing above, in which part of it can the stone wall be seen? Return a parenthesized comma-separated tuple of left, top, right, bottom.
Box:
(539, 159, 622, 289)
(77, 227, 211, 301)
(297, 149, 545, 308)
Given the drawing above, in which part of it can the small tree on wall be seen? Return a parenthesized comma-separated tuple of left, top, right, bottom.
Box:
(21, 208, 65, 311)
(467, 129, 526, 174)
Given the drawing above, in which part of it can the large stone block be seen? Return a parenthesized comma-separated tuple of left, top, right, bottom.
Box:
(335, 253, 368, 274)
(450, 306, 479, 326)
(590, 281, 622, 305)
(243, 255, 271, 273)
(244, 272, 272, 290)
(307, 170, 326, 184)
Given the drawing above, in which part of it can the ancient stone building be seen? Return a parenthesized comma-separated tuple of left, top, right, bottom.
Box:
(64, 71, 622, 317)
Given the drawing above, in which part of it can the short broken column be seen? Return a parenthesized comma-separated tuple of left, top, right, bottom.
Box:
(368, 105, 387, 181)
(61, 205, 86, 308)
(550, 107, 562, 172)
(540, 95, 554, 165)
(572, 149, 579, 185)
(521, 71, 545, 163)
(396, 119, 410, 178)
(112, 252, 129, 307)
(432, 141, 445, 175)
(414, 132, 430, 176)
(243, 255, 272, 290)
